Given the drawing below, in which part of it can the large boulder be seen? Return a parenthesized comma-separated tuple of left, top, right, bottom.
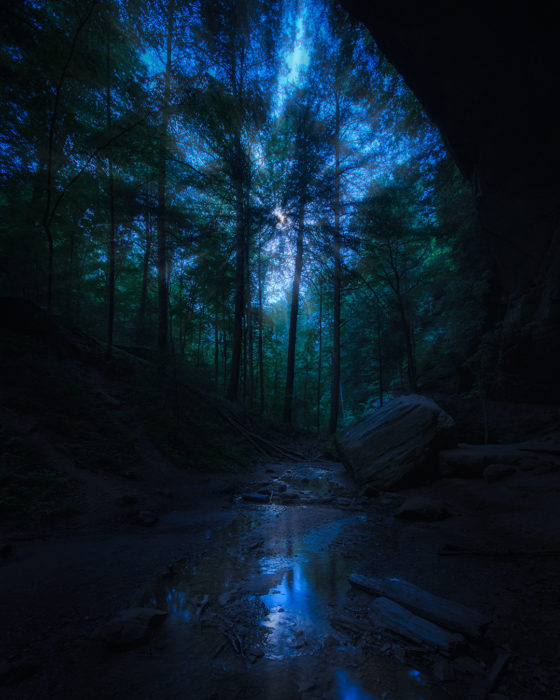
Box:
(92, 608, 168, 649)
(336, 395, 454, 490)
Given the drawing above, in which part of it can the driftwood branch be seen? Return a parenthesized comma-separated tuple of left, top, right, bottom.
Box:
(349, 574, 490, 638)
(369, 597, 465, 655)
(217, 408, 307, 461)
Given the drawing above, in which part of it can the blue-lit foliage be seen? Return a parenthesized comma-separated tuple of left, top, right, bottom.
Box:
(0, 0, 489, 427)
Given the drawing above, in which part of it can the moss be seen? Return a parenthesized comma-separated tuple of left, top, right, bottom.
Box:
(2, 333, 140, 478)
(114, 494, 139, 507)
(0, 430, 79, 524)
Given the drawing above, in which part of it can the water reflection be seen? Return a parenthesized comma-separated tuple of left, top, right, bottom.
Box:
(336, 669, 378, 700)
(166, 589, 191, 621)
(259, 517, 360, 657)
(409, 669, 424, 684)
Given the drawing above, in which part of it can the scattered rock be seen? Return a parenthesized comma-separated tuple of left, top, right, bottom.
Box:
(156, 488, 173, 498)
(483, 464, 516, 483)
(395, 496, 450, 522)
(533, 461, 557, 475)
(135, 510, 159, 526)
(433, 659, 455, 681)
(297, 681, 316, 693)
(241, 493, 269, 504)
(324, 633, 339, 647)
(258, 481, 288, 496)
(92, 608, 168, 649)
(280, 490, 300, 504)
(438, 442, 560, 478)
(360, 484, 380, 497)
(453, 655, 485, 675)
(336, 395, 455, 490)
(0, 658, 39, 686)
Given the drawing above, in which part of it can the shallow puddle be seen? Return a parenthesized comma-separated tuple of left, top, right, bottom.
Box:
(140, 501, 452, 699)
(260, 516, 362, 657)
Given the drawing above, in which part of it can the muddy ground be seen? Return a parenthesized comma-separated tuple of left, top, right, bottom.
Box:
(2, 451, 560, 700)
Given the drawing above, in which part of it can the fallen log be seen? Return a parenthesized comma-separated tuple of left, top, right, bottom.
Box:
(216, 407, 307, 461)
(241, 493, 270, 504)
(349, 574, 490, 638)
(369, 597, 465, 655)
(330, 614, 371, 636)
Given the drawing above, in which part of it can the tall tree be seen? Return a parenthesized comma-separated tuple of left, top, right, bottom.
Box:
(281, 89, 328, 424)
(156, 0, 175, 352)
(187, 0, 281, 401)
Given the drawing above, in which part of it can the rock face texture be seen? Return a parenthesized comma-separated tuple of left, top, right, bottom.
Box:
(341, 2, 560, 400)
(336, 395, 454, 490)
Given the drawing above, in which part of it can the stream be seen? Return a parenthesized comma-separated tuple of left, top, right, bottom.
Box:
(130, 469, 449, 700)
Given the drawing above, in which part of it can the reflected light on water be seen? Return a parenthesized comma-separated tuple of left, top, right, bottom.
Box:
(260, 559, 322, 655)
(164, 588, 191, 622)
(336, 670, 379, 700)
(259, 517, 360, 656)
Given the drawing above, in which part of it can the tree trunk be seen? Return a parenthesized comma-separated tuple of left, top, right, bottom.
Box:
(257, 231, 265, 414)
(137, 200, 152, 342)
(397, 292, 417, 392)
(42, 0, 98, 313)
(105, 37, 116, 357)
(284, 203, 305, 424)
(376, 305, 383, 407)
(226, 136, 245, 402)
(328, 92, 342, 434)
(157, 0, 175, 353)
(317, 275, 323, 430)
(245, 240, 254, 407)
(197, 307, 203, 366)
(214, 295, 220, 386)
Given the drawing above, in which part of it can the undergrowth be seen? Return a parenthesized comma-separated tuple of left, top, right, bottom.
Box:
(0, 429, 79, 524)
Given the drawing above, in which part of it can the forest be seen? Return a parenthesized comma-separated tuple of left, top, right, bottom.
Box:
(0, 0, 493, 433)
(4, 3, 560, 699)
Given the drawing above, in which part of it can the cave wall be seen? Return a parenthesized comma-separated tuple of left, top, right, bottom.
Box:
(342, 2, 560, 400)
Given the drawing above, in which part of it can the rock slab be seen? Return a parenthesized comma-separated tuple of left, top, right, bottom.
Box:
(92, 608, 168, 649)
(336, 395, 454, 490)
(395, 496, 449, 522)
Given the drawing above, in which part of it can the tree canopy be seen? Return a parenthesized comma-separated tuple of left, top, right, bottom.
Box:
(0, 0, 492, 431)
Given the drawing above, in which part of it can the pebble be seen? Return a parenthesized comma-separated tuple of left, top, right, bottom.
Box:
(433, 659, 455, 681)
(483, 464, 516, 483)
(135, 510, 159, 526)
